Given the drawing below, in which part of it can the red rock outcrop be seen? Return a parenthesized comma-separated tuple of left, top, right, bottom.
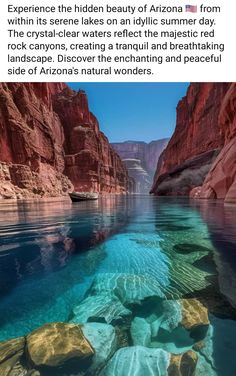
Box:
(0, 82, 73, 199)
(0, 83, 129, 199)
(151, 150, 219, 196)
(151, 83, 231, 196)
(53, 88, 129, 193)
(199, 83, 236, 202)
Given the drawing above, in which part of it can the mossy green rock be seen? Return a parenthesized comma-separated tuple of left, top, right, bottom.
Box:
(26, 322, 94, 368)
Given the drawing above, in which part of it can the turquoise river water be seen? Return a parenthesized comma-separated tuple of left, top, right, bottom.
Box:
(0, 195, 236, 375)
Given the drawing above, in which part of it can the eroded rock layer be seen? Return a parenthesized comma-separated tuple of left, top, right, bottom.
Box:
(54, 88, 129, 193)
(151, 83, 231, 196)
(151, 150, 219, 196)
(0, 83, 129, 198)
(199, 83, 236, 202)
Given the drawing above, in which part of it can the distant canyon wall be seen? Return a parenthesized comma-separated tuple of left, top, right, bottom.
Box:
(150, 83, 235, 200)
(112, 139, 169, 193)
(0, 83, 129, 199)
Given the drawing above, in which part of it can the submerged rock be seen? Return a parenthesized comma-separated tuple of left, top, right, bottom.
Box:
(167, 260, 211, 299)
(180, 299, 209, 331)
(196, 315, 236, 376)
(103, 345, 199, 376)
(131, 297, 210, 355)
(71, 292, 131, 325)
(81, 323, 117, 374)
(196, 353, 217, 376)
(0, 336, 26, 376)
(71, 271, 169, 326)
(102, 346, 170, 376)
(133, 236, 213, 299)
(131, 317, 152, 347)
(168, 350, 198, 376)
(131, 300, 182, 344)
(26, 322, 94, 368)
(191, 324, 216, 375)
(88, 272, 165, 304)
(159, 300, 182, 333)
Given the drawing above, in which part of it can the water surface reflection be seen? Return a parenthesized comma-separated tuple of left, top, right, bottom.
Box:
(0, 196, 236, 375)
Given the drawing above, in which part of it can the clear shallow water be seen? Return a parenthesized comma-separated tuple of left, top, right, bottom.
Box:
(0, 196, 236, 375)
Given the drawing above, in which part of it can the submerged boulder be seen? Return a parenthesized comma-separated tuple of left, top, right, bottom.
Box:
(26, 322, 94, 368)
(81, 322, 117, 374)
(180, 299, 209, 331)
(88, 272, 165, 304)
(131, 317, 152, 347)
(71, 292, 131, 324)
(196, 353, 217, 376)
(159, 300, 182, 333)
(168, 350, 198, 376)
(194, 316, 236, 376)
(102, 346, 170, 376)
(103, 345, 199, 376)
(71, 271, 167, 326)
(133, 237, 213, 299)
(0, 336, 26, 376)
(131, 300, 182, 347)
(131, 298, 210, 354)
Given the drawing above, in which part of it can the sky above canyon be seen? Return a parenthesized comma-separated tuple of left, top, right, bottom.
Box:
(68, 82, 189, 143)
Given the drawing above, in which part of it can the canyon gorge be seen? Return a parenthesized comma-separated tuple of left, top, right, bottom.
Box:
(1, 82, 235, 202)
(151, 82, 236, 203)
(0, 83, 129, 199)
(1, 82, 236, 376)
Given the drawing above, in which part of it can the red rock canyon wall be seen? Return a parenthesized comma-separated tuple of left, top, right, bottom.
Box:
(53, 88, 129, 193)
(151, 83, 232, 197)
(0, 83, 128, 199)
(199, 83, 236, 202)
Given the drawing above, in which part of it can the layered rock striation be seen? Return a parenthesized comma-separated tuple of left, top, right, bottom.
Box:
(0, 83, 129, 198)
(0, 82, 72, 199)
(54, 88, 129, 193)
(151, 150, 219, 196)
(198, 83, 236, 202)
(112, 139, 169, 193)
(151, 83, 232, 197)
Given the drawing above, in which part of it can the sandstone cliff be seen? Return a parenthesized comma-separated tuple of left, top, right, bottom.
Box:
(0, 83, 128, 199)
(151, 83, 231, 196)
(112, 139, 169, 193)
(0, 82, 73, 199)
(197, 83, 236, 203)
(54, 88, 129, 193)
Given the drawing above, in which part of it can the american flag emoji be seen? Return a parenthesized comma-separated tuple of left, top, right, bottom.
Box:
(185, 5, 197, 12)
